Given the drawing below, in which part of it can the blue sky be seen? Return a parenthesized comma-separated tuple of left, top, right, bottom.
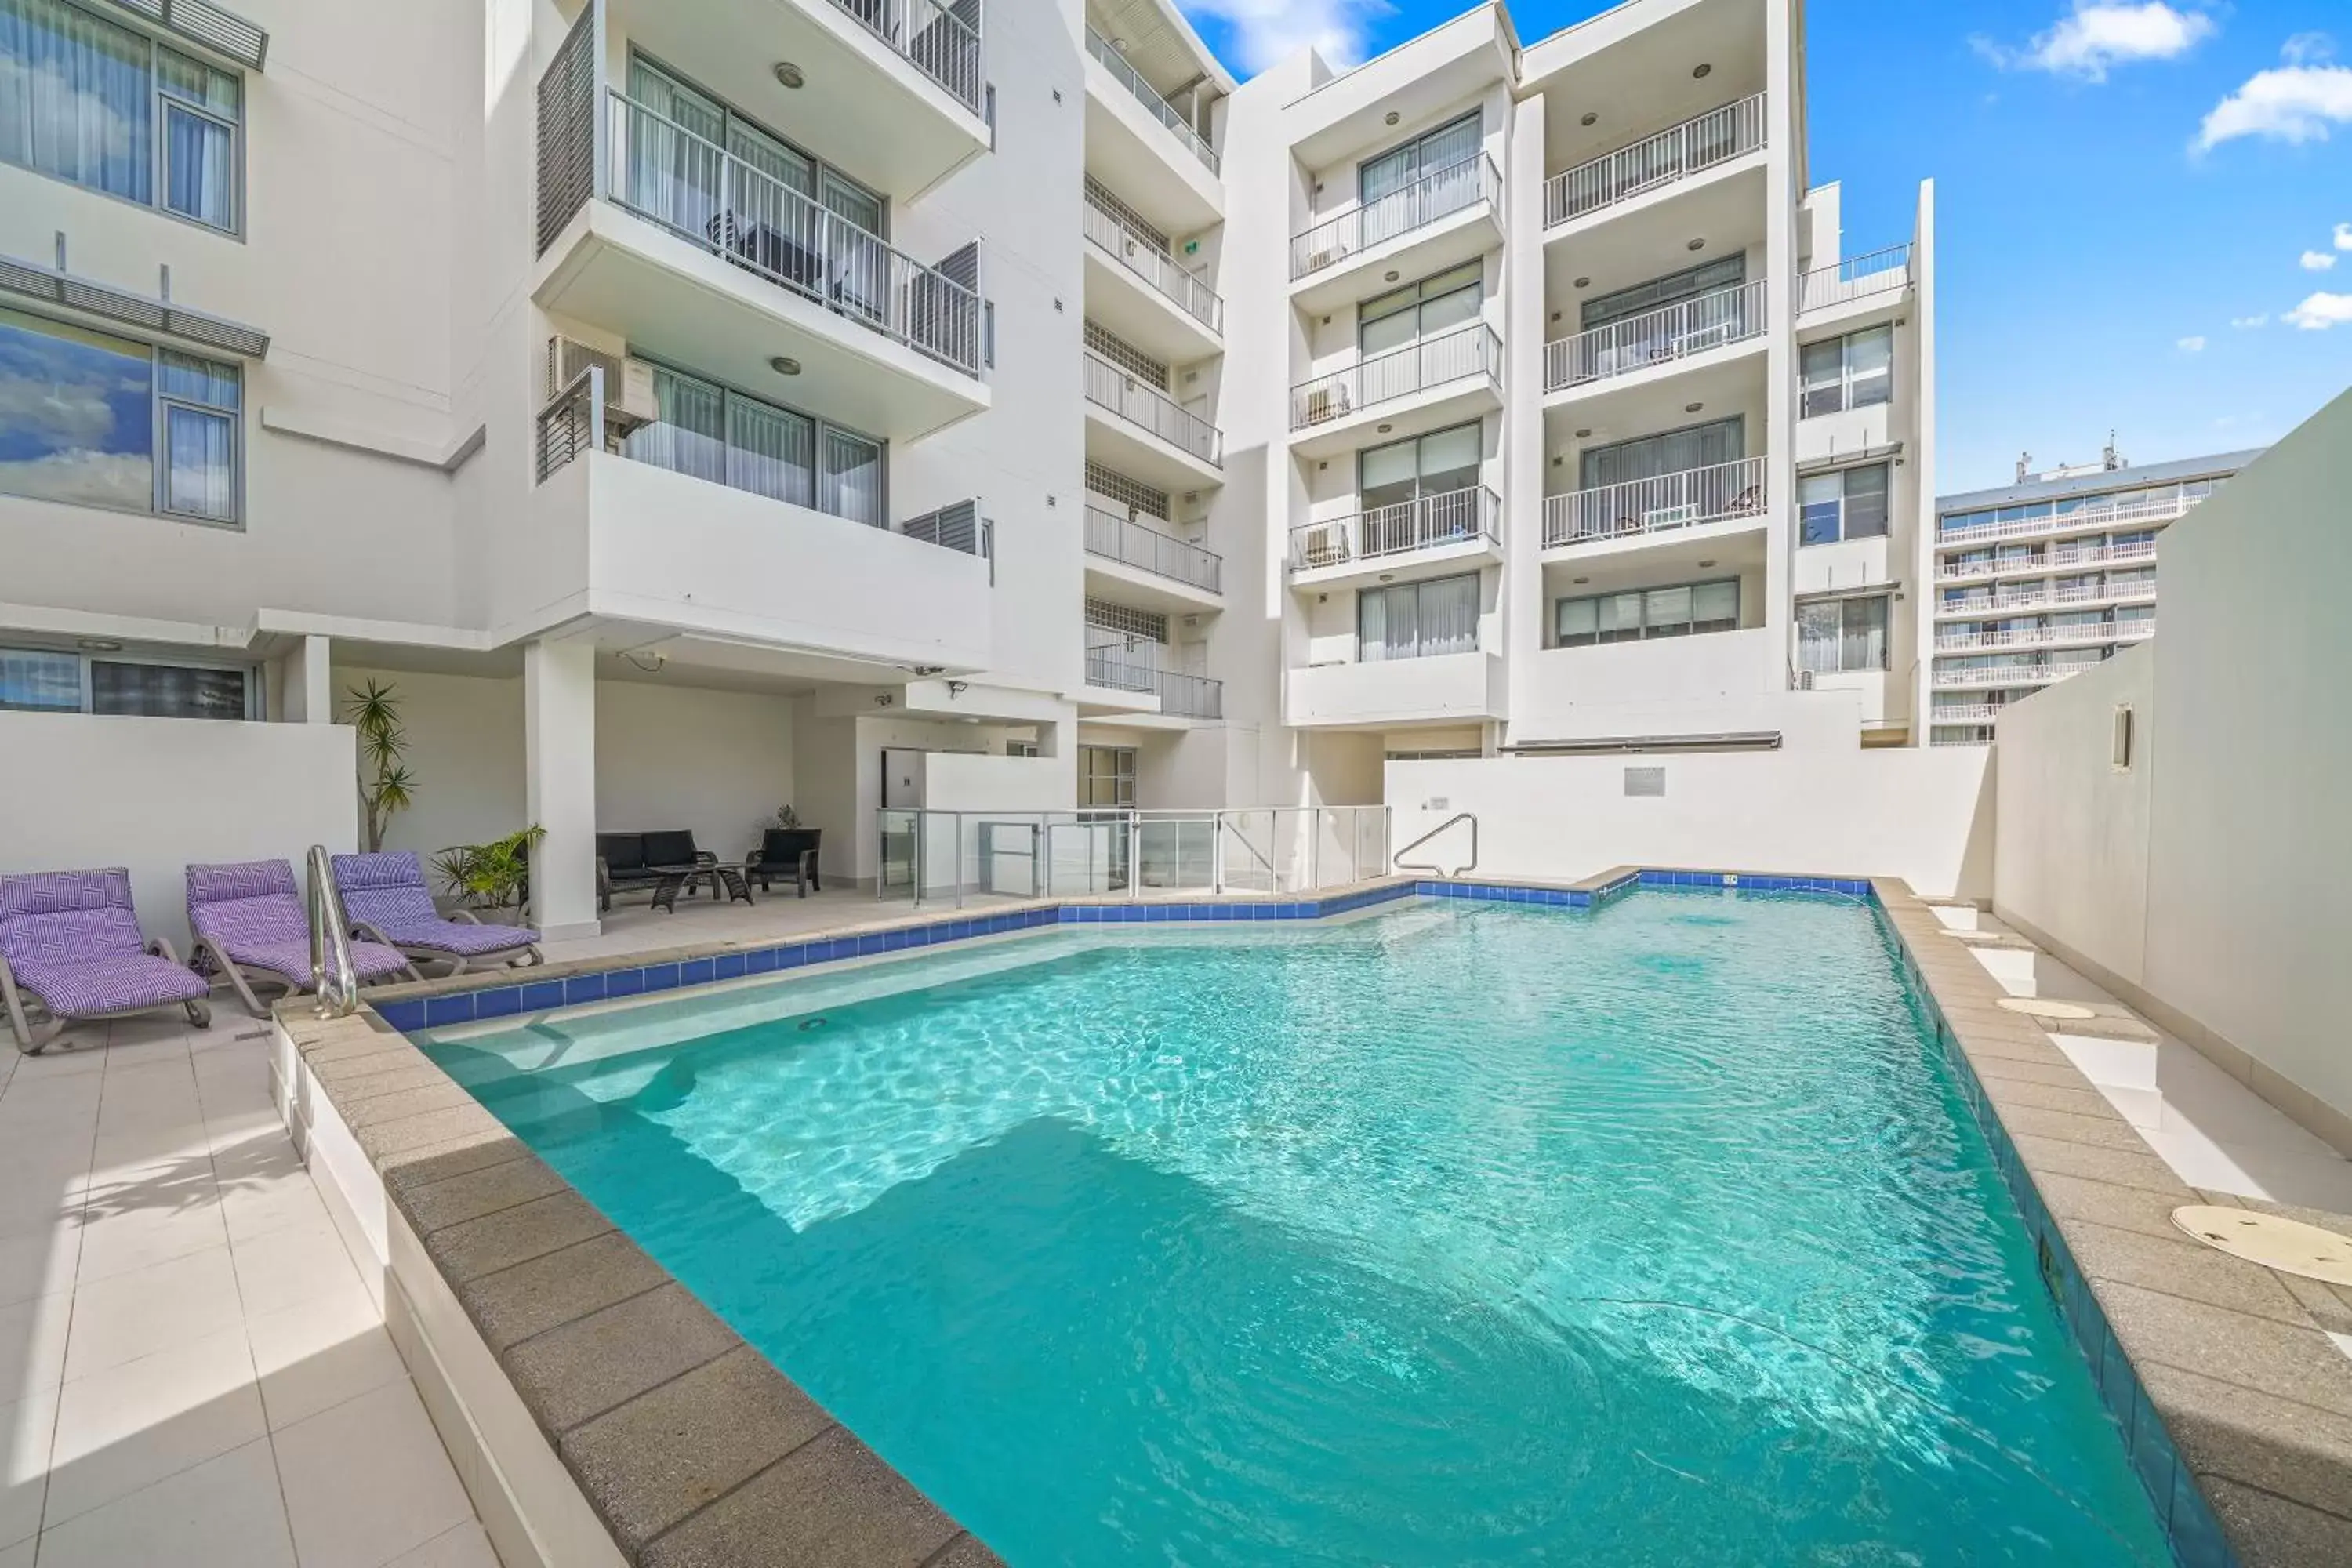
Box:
(1175, 1, 2352, 492)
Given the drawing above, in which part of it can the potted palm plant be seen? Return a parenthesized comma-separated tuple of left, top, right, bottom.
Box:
(432, 826, 546, 924)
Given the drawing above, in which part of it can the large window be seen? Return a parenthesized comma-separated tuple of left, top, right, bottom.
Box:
(0, 307, 241, 522)
(1359, 423, 1479, 512)
(1555, 578, 1739, 646)
(1, 645, 254, 718)
(1578, 416, 1744, 489)
(624, 56, 885, 239)
(1581, 255, 1745, 332)
(1798, 462, 1889, 546)
(1359, 573, 1479, 662)
(1356, 112, 1479, 246)
(1800, 325, 1892, 417)
(1797, 594, 1889, 673)
(1359, 262, 1479, 357)
(1079, 745, 1135, 808)
(622, 361, 883, 525)
(0, 0, 241, 230)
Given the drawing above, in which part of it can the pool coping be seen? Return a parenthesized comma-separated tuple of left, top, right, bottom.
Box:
(273, 872, 2352, 1568)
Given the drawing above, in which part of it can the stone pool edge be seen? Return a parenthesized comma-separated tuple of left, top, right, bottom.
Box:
(1871, 878, 2352, 1568)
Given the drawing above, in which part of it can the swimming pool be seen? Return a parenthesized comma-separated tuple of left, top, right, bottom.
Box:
(423, 889, 2171, 1564)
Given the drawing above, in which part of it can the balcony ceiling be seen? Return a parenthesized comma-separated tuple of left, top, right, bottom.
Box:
(1541, 350, 1764, 447)
(1086, 0, 1234, 102)
(1538, 527, 1765, 593)
(1542, 162, 1766, 305)
(1530, 0, 1766, 171)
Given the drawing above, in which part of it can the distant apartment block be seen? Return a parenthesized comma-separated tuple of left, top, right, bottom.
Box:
(1925, 448, 2259, 746)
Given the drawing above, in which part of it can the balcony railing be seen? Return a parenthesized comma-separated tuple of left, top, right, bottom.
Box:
(1932, 704, 2006, 724)
(1291, 323, 1501, 430)
(1082, 194, 1222, 332)
(599, 90, 983, 376)
(1544, 280, 1766, 391)
(1936, 540, 2158, 582)
(1936, 622, 2152, 652)
(532, 367, 986, 557)
(1085, 27, 1218, 174)
(1937, 491, 2196, 546)
(1935, 581, 2158, 617)
(1542, 456, 1766, 548)
(1083, 353, 1222, 465)
(1085, 505, 1223, 593)
(826, 0, 985, 114)
(1932, 662, 2104, 688)
(1544, 94, 1766, 227)
(1085, 654, 1224, 719)
(1289, 485, 1499, 571)
(1290, 154, 1501, 279)
(1796, 243, 1912, 313)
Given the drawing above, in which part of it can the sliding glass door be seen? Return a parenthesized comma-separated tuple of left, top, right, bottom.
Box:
(1359, 574, 1479, 662)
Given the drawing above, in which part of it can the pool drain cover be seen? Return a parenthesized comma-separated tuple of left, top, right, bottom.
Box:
(1996, 996, 2097, 1022)
(2172, 1206, 2352, 1286)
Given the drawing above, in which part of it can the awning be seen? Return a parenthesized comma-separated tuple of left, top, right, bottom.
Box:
(0, 249, 270, 360)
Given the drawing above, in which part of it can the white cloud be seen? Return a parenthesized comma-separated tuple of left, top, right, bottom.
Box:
(2285, 291, 2352, 329)
(2337, 222, 2352, 249)
(2176, 335, 2206, 351)
(2301, 249, 2338, 270)
(1177, 0, 1390, 75)
(2231, 313, 2269, 328)
(1977, 3, 2216, 82)
(2196, 37, 2352, 149)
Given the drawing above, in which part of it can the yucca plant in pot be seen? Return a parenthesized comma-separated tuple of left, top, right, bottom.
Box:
(432, 826, 546, 924)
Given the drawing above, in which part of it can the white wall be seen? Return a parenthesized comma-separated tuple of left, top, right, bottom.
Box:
(337, 666, 526, 866)
(1391, 735, 1994, 895)
(0, 712, 357, 952)
(1995, 390, 2352, 1148)
(594, 681, 794, 862)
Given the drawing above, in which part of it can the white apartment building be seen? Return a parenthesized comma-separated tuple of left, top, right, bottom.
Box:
(0, 0, 1944, 932)
(1926, 448, 2259, 746)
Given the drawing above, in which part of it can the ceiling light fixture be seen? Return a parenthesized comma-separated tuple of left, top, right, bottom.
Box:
(1697, 560, 1716, 569)
(1572, 576, 1589, 586)
(1693, 62, 1712, 78)
(1377, 423, 1392, 433)
(75, 637, 123, 652)
(773, 62, 804, 89)
(1574, 427, 1592, 437)
(1686, 238, 1706, 252)
(1580, 111, 1597, 127)
(1573, 276, 1590, 289)
(769, 356, 801, 376)
(1378, 573, 1395, 583)
(1684, 401, 1703, 412)
(1384, 111, 1400, 125)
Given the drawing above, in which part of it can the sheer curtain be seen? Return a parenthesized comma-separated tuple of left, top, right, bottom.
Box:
(158, 49, 236, 229)
(1417, 574, 1479, 656)
(159, 351, 238, 521)
(728, 396, 811, 506)
(1361, 575, 1477, 661)
(0, 0, 152, 203)
(822, 429, 883, 524)
(628, 367, 725, 485)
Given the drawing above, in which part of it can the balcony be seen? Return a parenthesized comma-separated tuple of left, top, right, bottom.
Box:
(1932, 704, 2006, 724)
(1290, 324, 1502, 458)
(1084, 506, 1223, 607)
(1931, 662, 2105, 690)
(1289, 154, 1503, 314)
(1544, 281, 1767, 396)
(535, 89, 987, 441)
(1936, 621, 2154, 653)
(1543, 94, 1767, 232)
(1081, 191, 1222, 363)
(1083, 353, 1222, 488)
(1797, 243, 1912, 318)
(1936, 540, 2158, 583)
(525, 368, 992, 669)
(1933, 579, 2158, 618)
(1084, 27, 1220, 232)
(1084, 654, 1224, 720)
(1288, 486, 1500, 587)
(1287, 647, 1505, 728)
(1542, 456, 1766, 551)
(1936, 489, 2198, 548)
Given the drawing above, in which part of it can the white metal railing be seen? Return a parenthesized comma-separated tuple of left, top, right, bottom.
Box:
(1544, 279, 1766, 391)
(1083, 192, 1222, 332)
(1289, 485, 1498, 570)
(1544, 94, 1766, 227)
(1796, 243, 1912, 313)
(603, 91, 982, 376)
(1542, 455, 1766, 547)
(1932, 704, 2005, 724)
(1931, 731, 1998, 747)
(1936, 620, 2154, 652)
(1291, 322, 1500, 429)
(1936, 540, 2158, 582)
(1937, 491, 2196, 546)
(1082, 654, 1225, 719)
(1933, 580, 2159, 617)
(1932, 662, 2104, 688)
(1290, 154, 1501, 278)
(1083, 353, 1222, 464)
(876, 805, 1390, 906)
(1085, 27, 1218, 173)
(826, 0, 985, 114)
(1084, 506, 1222, 592)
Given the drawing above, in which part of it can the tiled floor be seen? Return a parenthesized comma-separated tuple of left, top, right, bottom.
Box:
(542, 884, 1030, 964)
(0, 1010, 495, 1567)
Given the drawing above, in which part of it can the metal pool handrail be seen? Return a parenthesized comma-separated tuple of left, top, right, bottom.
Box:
(1393, 812, 1477, 877)
(305, 844, 361, 1018)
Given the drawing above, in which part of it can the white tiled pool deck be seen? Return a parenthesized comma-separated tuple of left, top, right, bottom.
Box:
(0, 1010, 495, 1568)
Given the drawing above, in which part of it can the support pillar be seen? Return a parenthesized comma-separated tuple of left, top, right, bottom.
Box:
(524, 637, 601, 940)
(281, 634, 332, 723)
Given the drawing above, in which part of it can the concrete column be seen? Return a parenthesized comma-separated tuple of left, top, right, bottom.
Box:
(280, 634, 333, 724)
(524, 637, 601, 940)
(1762, 0, 1800, 685)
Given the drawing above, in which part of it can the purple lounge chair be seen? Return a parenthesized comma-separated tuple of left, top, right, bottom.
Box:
(0, 869, 211, 1054)
(332, 851, 543, 975)
(187, 859, 419, 1018)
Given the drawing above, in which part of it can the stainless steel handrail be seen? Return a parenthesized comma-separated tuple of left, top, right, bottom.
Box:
(305, 844, 361, 1018)
(1392, 811, 1477, 877)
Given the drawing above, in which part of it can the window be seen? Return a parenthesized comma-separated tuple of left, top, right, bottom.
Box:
(0, 307, 241, 522)
(1359, 423, 1479, 512)
(1359, 573, 1479, 661)
(1359, 262, 1479, 357)
(1004, 739, 1039, 759)
(1555, 578, 1739, 646)
(1, 645, 253, 718)
(0, 0, 241, 230)
(1797, 594, 1890, 673)
(1356, 112, 1479, 246)
(1798, 463, 1889, 545)
(1079, 745, 1135, 808)
(1578, 417, 1744, 489)
(622, 360, 884, 526)
(1799, 325, 1892, 417)
(1581, 255, 1744, 332)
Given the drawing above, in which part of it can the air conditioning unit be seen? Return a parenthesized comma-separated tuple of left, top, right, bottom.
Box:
(1796, 670, 1817, 691)
(545, 336, 657, 429)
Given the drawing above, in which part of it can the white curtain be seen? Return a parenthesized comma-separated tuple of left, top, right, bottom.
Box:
(822, 428, 883, 524)
(0, 0, 151, 203)
(628, 368, 726, 486)
(1363, 575, 1476, 660)
(727, 394, 811, 506)
(1417, 574, 1479, 655)
(163, 104, 232, 227)
(163, 405, 233, 519)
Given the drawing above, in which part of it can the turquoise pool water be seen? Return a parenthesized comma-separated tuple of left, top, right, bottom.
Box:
(426, 891, 2170, 1565)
